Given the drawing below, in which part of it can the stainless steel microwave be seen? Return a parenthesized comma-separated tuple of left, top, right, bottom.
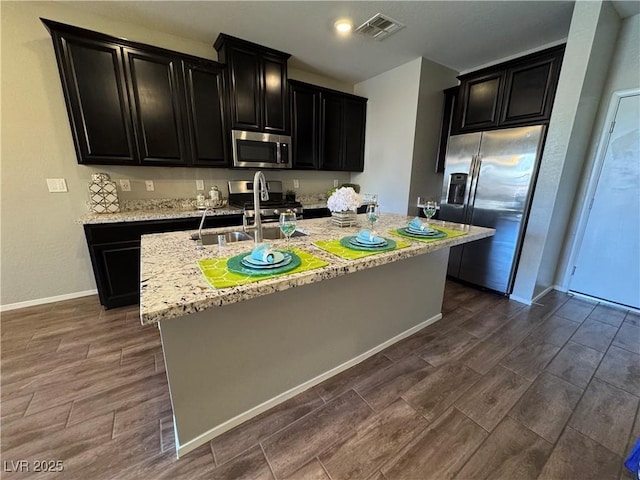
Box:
(231, 130, 292, 169)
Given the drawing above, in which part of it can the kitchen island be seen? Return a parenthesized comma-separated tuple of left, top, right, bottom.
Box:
(140, 214, 493, 457)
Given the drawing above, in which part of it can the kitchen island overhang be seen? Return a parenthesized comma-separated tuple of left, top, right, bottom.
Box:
(140, 214, 494, 457)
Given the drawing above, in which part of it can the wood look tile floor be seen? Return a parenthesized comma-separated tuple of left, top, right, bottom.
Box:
(2, 282, 639, 479)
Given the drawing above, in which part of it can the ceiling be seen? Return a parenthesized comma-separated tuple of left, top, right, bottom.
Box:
(61, 1, 634, 85)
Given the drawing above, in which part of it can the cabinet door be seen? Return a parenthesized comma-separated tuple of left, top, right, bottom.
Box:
(262, 55, 289, 133)
(458, 72, 504, 132)
(501, 55, 561, 125)
(54, 34, 137, 165)
(90, 241, 141, 309)
(227, 45, 261, 131)
(124, 48, 189, 165)
(342, 97, 366, 172)
(183, 61, 227, 166)
(320, 93, 344, 171)
(290, 82, 319, 169)
(437, 87, 459, 171)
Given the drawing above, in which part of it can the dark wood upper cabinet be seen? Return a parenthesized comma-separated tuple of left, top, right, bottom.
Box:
(183, 61, 228, 166)
(42, 18, 228, 167)
(262, 55, 288, 133)
(342, 97, 367, 172)
(47, 30, 137, 165)
(320, 93, 344, 171)
(289, 80, 367, 172)
(453, 44, 565, 134)
(214, 34, 290, 134)
(290, 81, 320, 169)
(124, 48, 189, 165)
(224, 44, 261, 130)
(501, 54, 562, 125)
(457, 71, 504, 132)
(436, 86, 458, 172)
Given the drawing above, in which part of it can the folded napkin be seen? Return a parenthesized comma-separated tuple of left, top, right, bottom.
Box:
(356, 229, 384, 244)
(408, 217, 432, 232)
(251, 243, 275, 263)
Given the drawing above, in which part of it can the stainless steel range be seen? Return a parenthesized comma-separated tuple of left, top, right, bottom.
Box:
(227, 180, 303, 224)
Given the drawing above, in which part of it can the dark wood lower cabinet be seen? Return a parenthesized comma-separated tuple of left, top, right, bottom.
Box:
(89, 241, 141, 308)
(302, 207, 330, 219)
(302, 205, 368, 220)
(84, 215, 242, 309)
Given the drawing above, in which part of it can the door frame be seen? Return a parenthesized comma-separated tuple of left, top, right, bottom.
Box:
(560, 88, 640, 293)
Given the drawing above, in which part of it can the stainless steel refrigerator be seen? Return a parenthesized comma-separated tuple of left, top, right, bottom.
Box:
(439, 125, 545, 294)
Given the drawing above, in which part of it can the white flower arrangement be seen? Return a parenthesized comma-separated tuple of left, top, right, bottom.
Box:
(327, 186, 362, 213)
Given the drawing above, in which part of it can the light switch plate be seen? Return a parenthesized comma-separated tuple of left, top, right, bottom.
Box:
(196, 179, 204, 191)
(145, 180, 154, 191)
(46, 178, 68, 193)
(333, 179, 339, 187)
(119, 179, 131, 191)
(293, 179, 299, 189)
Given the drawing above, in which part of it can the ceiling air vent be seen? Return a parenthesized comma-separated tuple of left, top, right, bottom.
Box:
(355, 13, 405, 41)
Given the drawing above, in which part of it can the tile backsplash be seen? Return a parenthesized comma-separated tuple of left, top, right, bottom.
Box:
(81, 166, 351, 203)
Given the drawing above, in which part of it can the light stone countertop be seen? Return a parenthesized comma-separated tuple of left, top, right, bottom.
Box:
(140, 213, 494, 325)
(78, 205, 245, 224)
(77, 195, 327, 225)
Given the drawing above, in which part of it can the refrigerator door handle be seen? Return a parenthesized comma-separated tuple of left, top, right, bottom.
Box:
(465, 155, 482, 224)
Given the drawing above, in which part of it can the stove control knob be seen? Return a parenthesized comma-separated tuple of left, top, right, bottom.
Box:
(273, 209, 280, 216)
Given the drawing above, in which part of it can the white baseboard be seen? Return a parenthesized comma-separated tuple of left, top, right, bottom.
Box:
(510, 284, 562, 306)
(569, 290, 640, 313)
(531, 285, 559, 305)
(508, 294, 532, 306)
(0, 289, 98, 312)
(175, 312, 443, 458)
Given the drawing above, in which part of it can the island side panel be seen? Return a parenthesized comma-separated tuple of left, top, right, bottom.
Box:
(159, 248, 448, 457)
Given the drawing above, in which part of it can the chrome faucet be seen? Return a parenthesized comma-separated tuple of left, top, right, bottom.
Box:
(250, 170, 269, 243)
(197, 207, 214, 245)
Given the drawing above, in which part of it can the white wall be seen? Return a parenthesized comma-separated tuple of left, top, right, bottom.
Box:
(512, 0, 621, 302)
(288, 67, 353, 94)
(352, 58, 423, 214)
(352, 58, 457, 215)
(557, 13, 640, 289)
(0, 1, 352, 307)
(407, 58, 459, 216)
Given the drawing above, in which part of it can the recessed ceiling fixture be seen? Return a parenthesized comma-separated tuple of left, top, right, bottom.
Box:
(355, 13, 405, 41)
(334, 19, 353, 34)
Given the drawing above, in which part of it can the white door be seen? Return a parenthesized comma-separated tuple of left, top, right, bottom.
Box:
(569, 92, 640, 309)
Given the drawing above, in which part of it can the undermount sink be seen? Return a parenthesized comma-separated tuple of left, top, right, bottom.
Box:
(191, 231, 252, 245)
(191, 228, 307, 245)
(260, 228, 308, 240)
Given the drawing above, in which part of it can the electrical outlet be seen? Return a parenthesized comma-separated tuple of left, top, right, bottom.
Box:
(293, 179, 299, 189)
(333, 179, 339, 187)
(196, 179, 204, 191)
(145, 180, 154, 191)
(46, 178, 68, 193)
(119, 179, 131, 191)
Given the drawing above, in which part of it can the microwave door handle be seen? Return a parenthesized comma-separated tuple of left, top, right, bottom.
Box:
(276, 142, 281, 164)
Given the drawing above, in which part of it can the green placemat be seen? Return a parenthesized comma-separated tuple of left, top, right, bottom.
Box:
(198, 247, 329, 289)
(227, 251, 302, 276)
(390, 225, 468, 242)
(313, 237, 411, 260)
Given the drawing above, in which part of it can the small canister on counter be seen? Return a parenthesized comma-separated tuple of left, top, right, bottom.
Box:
(88, 173, 120, 214)
(210, 185, 223, 207)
